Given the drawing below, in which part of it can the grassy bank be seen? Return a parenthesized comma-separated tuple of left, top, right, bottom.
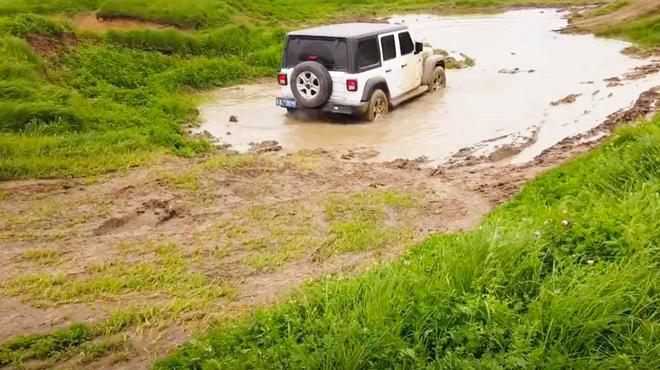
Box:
(573, 0, 660, 47)
(156, 114, 660, 369)
(597, 13, 660, 48)
(0, 0, 604, 180)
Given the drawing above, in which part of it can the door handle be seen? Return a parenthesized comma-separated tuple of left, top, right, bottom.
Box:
(401, 64, 408, 68)
(385, 69, 392, 73)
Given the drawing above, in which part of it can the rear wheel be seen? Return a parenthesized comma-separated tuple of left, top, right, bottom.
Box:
(429, 66, 446, 92)
(363, 89, 389, 122)
(290, 61, 333, 109)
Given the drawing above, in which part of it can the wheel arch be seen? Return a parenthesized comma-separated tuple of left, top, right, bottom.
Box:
(361, 77, 390, 102)
(422, 55, 446, 85)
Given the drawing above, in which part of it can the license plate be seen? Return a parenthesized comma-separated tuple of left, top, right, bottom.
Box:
(276, 98, 296, 109)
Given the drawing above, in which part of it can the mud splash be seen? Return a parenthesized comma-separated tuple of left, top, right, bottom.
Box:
(198, 9, 659, 165)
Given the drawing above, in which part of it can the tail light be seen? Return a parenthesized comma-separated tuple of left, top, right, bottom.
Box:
(278, 73, 288, 86)
(346, 79, 358, 92)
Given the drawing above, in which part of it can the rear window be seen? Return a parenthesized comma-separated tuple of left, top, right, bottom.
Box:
(285, 36, 348, 71)
(380, 35, 396, 61)
(398, 32, 414, 55)
(358, 37, 380, 70)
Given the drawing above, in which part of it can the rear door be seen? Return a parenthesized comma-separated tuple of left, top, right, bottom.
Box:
(397, 31, 422, 93)
(378, 33, 402, 98)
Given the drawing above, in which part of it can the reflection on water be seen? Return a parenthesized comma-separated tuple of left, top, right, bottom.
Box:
(198, 9, 659, 165)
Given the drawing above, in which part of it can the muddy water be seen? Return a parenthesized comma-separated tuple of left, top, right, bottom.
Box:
(199, 9, 659, 164)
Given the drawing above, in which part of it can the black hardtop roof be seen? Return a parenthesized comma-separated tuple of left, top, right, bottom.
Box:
(287, 23, 408, 39)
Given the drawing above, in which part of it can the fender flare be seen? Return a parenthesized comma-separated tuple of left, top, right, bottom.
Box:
(422, 55, 446, 85)
(360, 77, 390, 102)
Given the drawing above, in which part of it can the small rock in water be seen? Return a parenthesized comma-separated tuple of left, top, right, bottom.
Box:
(250, 140, 282, 153)
(550, 93, 581, 106)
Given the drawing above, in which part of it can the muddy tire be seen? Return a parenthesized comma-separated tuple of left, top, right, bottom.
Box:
(290, 61, 332, 109)
(363, 89, 389, 122)
(429, 66, 446, 92)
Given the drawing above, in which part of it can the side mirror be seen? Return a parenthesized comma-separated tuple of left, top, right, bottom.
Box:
(414, 42, 423, 55)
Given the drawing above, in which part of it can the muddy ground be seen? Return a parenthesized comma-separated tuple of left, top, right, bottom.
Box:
(1, 84, 657, 369)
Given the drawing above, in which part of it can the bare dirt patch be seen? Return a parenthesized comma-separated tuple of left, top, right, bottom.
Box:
(26, 33, 76, 55)
(70, 12, 165, 32)
(0, 150, 491, 368)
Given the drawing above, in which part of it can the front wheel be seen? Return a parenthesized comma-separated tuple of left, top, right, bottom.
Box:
(363, 89, 389, 122)
(429, 66, 446, 92)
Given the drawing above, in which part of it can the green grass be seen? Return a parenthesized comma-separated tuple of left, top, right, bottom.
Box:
(586, 0, 631, 17)
(321, 189, 417, 256)
(0, 298, 200, 367)
(16, 249, 61, 265)
(155, 115, 660, 369)
(0, 323, 94, 366)
(199, 189, 420, 271)
(597, 14, 660, 48)
(3, 243, 232, 306)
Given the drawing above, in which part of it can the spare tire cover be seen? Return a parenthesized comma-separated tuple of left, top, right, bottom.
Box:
(290, 61, 332, 108)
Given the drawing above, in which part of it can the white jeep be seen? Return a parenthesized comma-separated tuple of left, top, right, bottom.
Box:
(276, 23, 446, 122)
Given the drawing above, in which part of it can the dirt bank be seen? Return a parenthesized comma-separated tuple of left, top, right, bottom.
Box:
(567, 0, 660, 33)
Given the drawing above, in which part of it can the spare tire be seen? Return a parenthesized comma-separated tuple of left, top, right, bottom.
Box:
(290, 61, 332, 108)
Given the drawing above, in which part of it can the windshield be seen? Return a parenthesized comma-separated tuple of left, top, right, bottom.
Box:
(284, 36, 348, 71)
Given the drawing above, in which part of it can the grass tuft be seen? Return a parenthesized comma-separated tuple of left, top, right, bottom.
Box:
(3, 243, 233, 306)
(16, 249, 61, 265)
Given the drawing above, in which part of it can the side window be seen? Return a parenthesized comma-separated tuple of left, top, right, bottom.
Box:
(357, 37, 380, 70)
(380, 35, 396, 61)
(398, 32, 414, 56)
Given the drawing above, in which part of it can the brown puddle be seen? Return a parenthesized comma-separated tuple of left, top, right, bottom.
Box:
(198, 9, 659, 165)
